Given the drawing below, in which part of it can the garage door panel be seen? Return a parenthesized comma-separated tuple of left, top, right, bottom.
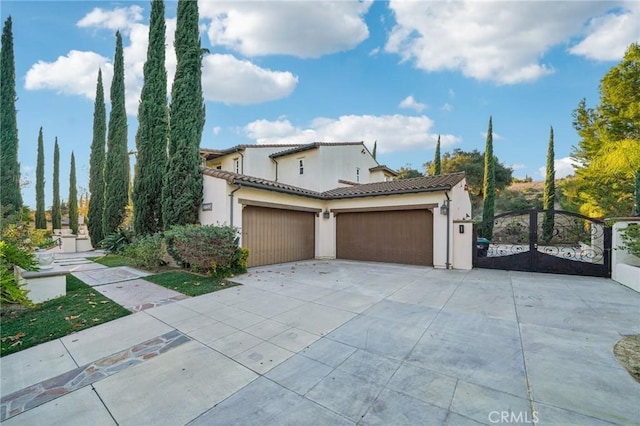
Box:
(242, 206, 315, 267)
(336, 210, 433, 266)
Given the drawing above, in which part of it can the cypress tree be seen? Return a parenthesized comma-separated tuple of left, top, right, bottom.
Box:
(372, 141, 377, 160)
(69, 152, 78, 234)
(134, 0, 168, 235)
(542, 126, 556, 243)
(0, 16, 22, 215)
(88, 69, 106, 246)
(482, 117, 496, 238)
(162, 0, 205, 227)
(434, 135, 441, 175)
(51, 138, 61, 229)
(35, 127, 46, 229)
(635, 169, 640, 216)
(102, 31, 129, 236)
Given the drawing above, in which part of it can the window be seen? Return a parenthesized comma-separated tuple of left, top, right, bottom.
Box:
(215, 164, 222, 170)
(299, 158, 304, 175)
(356, 167, 360, 182)
(233, 158, 240, 174)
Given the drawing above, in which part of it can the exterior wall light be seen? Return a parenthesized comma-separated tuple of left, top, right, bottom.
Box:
(323, 210, 331, 219)
(440, 200, 449, 215)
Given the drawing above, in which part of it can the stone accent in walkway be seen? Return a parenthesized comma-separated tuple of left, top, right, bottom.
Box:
(0, 330, 190, 422)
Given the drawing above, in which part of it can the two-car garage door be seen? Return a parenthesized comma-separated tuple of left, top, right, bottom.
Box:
(336, 209, 434, 266)
(242, 206, 315, 267)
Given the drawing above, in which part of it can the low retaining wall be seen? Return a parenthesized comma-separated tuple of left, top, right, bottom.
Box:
(14, 265, 68, 303)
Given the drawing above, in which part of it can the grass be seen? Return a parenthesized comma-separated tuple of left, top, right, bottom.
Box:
(145, 271, 238, 297)
(86, 254, 132, 267)
(1, 275, 131, 357)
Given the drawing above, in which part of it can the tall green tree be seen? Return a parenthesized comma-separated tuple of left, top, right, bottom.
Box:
(372, 141, 377, 160)
(0, 16, 22, 216)
(35, 127, 46, 229)
(433, 135, 441, 175)
(51, 138, 61, 229)
(568, 43, 640, 217)
(68, 152, 78, 234)
(542, 126, 555, 243)
(88, 69, 106, 246)
(102, 31, 130, 237)
(424, 148, 513, 210)
(482, 117, 496, 238)
(133, 0, 168, 235)
(635, 170, 640, 216)
(162, 0, 205, 227)
(396, 165, 423, 179)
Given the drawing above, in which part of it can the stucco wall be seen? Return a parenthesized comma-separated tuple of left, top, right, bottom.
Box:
(200, 175, 473, 270)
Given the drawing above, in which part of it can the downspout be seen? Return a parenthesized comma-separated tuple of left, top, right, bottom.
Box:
(445, 191, 451, 270)
(272, 158, 279, 182)
(239, 151, 245, 174)
(229, 184, 242, 227)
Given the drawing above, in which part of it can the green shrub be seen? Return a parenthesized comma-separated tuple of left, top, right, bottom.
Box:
(123, 233, 166, 270)
(0, 241, 35, 306)
(619, 223, 640, 258)
(164, 225, 244, 276)
(100, 227, 134, 254)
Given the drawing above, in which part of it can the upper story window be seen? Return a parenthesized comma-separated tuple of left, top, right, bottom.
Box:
(233, 158, 240, 174)
(298, 158, 304, 175)
(356, 167, 360, 182)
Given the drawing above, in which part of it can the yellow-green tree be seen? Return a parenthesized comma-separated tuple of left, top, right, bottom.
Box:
(568, 43, 640, 218)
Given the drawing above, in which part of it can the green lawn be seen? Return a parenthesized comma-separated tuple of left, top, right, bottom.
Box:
(1, 275, 131, 357)
(145, 271, 238, 297)
(86, 254, 132, 267)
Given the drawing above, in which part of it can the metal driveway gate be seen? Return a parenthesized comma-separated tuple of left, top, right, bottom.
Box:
(473, 209, 611, 277)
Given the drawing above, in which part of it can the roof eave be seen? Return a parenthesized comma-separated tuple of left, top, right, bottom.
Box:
(325, 185, 453, 200)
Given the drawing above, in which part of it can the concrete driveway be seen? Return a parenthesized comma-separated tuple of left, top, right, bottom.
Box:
(2, 260, 639, 425)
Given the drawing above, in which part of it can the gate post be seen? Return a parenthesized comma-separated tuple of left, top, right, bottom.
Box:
(529, 210, 538, 272)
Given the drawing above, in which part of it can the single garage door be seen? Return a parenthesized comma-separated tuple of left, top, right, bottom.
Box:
(336, 209, 433, 266)
(242, 206, 315, 267)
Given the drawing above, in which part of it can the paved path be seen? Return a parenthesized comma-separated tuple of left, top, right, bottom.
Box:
(1, 260, 639, 425)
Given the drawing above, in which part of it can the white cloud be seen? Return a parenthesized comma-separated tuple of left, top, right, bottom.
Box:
(212, 126, 221, 136)
(26, 8, 296, 115)
(481, 131, 504, 141)
(77, 5, 143, 33)
(25, 50, 113, 100)
(399, 95, 426, 112)
(568, 3, 640, 61)
(244, 114, 460, 153)
(200, 1, 372, 57)
(511, 164, 527, 171)
(441, 103, 453, 112)
(385, 1, 624, 84)
(538, 157, 579, 179)
(202, 54, 298, 104)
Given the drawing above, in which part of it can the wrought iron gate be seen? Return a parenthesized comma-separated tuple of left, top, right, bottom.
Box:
(473, 209, 611, 277)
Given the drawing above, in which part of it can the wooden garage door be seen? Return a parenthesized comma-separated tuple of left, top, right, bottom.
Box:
(336, 210, 433, 266)
(242, 206, 315, 267)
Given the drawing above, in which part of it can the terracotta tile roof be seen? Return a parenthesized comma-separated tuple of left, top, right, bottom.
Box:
(323, 173, 466, 199)
(269, 142, 365, 159)
(203, 167, 465, 200)
(369, 165, 398, 176)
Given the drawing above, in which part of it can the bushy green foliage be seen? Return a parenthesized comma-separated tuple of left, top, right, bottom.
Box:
(123, 233, 166, 270)
(35, 127, 46, 229)
(619, 224, 640, 258)
(133, 0, 168, 235)
(68, 152, 78, 234)
(100, 227, 134, 255)
(0, 237, 37, 307)
(1, 16, 23, 217)
(88, 69, 106, 247)
(162, 0, 205, 227)
(51, 138, 61, 229)
(542, 126, 556, 243)
(482, 117, 496, 238)
(164, 225, 245, 276)
(495, 190, 542, 213)
(103, 31, 130, 237)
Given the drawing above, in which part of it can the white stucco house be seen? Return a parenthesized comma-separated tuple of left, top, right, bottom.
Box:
(199, 142, 473, 269)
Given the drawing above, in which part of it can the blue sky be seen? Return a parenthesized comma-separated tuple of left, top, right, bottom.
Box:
(2, 1, 639, 208)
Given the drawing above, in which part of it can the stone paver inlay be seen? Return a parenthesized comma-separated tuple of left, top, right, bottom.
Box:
(0, 330, 190, 422)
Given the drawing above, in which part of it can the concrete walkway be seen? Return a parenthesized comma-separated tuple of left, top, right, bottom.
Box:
(1, 260, 639, 425)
